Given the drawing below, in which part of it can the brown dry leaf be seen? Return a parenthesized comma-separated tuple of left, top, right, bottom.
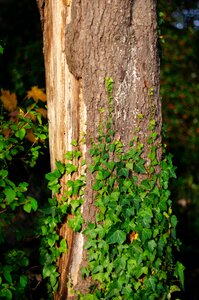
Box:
(25, 129, 36, 143)
(0, 89, 18, 112)
(2, 128, 12, 138)
(27, 86, 47, 102)
(36, 108, 47, 118)
(129, 231, 139, 243)
(25, 112, 37, 122)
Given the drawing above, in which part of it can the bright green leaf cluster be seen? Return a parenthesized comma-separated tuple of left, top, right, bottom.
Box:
(39, 147, 85, 294)
(80, 81, 184, 299)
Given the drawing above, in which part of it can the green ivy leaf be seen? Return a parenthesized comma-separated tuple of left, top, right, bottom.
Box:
(3, 265, 12, 283)
(0, 45, 4, 54)
(171, 215, 178, 227)
(148, 240, 157, 252)
(134, 159, 146, 174)
(15, 128, 26, 140)
(71, 139, 78, 147)
(106, 230, 126, 244)
(0, 289, 12, 300)
(55, 161, 65, 174)
(65, 163, 78, 174)
(20, 275, 28, 288)
(108, 143, 116, 152)
(45, 169, 61, 181)
(169, 285, 181, 293)
(59, 239, 67, 253)
(43, 264, 58, 281)
(68, 214, 83, 232)
(117, 167, 129, 178)
(141, 228, 152, 243)
(96, 170, 111, 180)
(47, 234, 59, 247)
(110, 191, 120, 202)
(4, 187, 16, 203)
(105, 161, 115, 171)
(144, 276, 157, 292)
(64, 151, 74, 160)
(23, 203, 32, 213)
(175, 261, 185, 289)
(29, 197, 38, 211)
(92, 272, 105, 283)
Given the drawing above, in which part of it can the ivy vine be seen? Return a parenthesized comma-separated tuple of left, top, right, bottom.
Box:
(39, 78, 184, 299)
(80, 78, 184, 299)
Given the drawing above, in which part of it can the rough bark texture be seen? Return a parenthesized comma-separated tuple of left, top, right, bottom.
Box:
(37, 0, 160, 299)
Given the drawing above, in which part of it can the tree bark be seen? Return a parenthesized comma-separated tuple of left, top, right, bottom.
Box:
(37, 0, 160, 298)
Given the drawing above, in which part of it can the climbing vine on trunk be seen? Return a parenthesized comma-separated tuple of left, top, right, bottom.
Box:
(42, 79, 184, 299)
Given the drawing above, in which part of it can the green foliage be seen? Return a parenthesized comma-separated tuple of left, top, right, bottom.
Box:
(0, 88, 48, 298)
(38, 150, 85, 294)
(81, 132, 183, 299)
(158, 2, 199, 296)
(79, 79, 184, 299)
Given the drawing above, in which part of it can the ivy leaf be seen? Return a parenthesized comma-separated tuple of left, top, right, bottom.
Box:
(3, 265, 12, 283)
(55, 161, 65, 174)
(106, 230, 126, 244)
(154, 258, 162, 269)
(108, 143, 116, 152)
(68, 214, 83, 232)
(65, 163, 78, 174)
(71, 139, 78, 147)
(151, 186, 160, 197)
(105, 161, 115, 171)
(64, 151, 74, 160)
(23, 203, 32, 213)
(131, 243, 143, 255)
(45, 169, 61, 181)
(20, 275, 28, 288)
(59, 239, 67, 253)
(171, 215, 178, 227)
(110, 191, 120, 202)
(137, 266, 148, 278)
(159, 199, 167, 211)
(4, 187, 16, 203)
(15, 128, 26, 140)
(175, 261, 185, 289)
(134, 159, 146, 174)
(43, 264, 57, 279)
(117, 167, 129, 178)
(0, 289, 12, 300)
(0, 45, 4, 54)
(141, 228, 152, 243)
(148, 240, 157, 252)
(92, 272, 105, 283)
(140, 179, 151, 190)
(74, 150, 82, 159)
(169, 285, 181, 293)
(126, 161, 134, 170)
(96, 170, 111, 180)
(29, 197, 38, 211)
(47, 234, 59, 247)
(145, 276, 157, 292)
(18, 182, 29, 192)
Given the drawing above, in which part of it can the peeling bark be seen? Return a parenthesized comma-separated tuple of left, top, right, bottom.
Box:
(37, 0, 160, 298)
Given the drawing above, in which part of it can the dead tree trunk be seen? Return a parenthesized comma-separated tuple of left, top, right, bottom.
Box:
(37, 0, 160, 298)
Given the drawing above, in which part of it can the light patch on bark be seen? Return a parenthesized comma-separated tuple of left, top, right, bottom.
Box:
(45, 0, 84, 170)
(114, 46, 140, 124)
(69, 233, 84, 287)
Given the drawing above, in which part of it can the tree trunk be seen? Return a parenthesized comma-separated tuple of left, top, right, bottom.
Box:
(37, 0, 160, 298)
